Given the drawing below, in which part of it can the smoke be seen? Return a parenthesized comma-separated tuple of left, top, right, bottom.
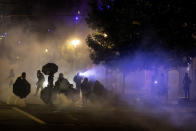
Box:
(0, 21, 91, 105)
(0, 2, 195, 130)
(0, 25, 195, 131)
(70, 48, 196, 130)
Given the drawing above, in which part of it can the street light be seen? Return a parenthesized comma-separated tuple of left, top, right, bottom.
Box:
(70, 38, 81, 72)
(103, 33, 108, 38)
(71, 39, 80, 48)
(45, 48, 48, 53)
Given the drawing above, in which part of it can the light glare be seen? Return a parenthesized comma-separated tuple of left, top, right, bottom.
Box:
(43, 80, 48, 88)
(71, 39, 80, 48)
(103, 33, 108, 38)
(154, 80, 158, 84)
(45, 48, 48, 53)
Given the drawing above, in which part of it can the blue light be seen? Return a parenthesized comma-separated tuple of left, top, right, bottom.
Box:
(107, 5, 111, 9)
(79, 72, 90, 77)
(154, 80, 158, 84)
(79, 72, 86, 76)
(98, 6, 103, 11)
(79, 70, 95, 77)
(3, 33, 8, 37)
(48, 29, 51, 32)
(75, 16, 79, 21)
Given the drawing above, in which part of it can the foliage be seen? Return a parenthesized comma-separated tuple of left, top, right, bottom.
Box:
(86, 0, 196, 70)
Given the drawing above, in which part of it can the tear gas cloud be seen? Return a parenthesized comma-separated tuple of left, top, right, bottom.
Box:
(0, 22, 92, 104)
(74, 46, 195, 129)
(0, 9, 194, 131)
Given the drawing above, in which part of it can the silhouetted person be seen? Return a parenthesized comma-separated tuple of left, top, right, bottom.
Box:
(159, 74, 168, 100)
(15, 72, 27, 85)
(73, 73, 83, 90)
(13, 72, 31, 98)
(93, 80, 105, 96)
(183, 73, 191, 100)
(91, 80, 107, 103)
(35, 70, 45, 96)
(81, 77, 91, 105)
(88, 75, 96, 90)
(55, 73, 72, 93)
(8, 69, 15, 88)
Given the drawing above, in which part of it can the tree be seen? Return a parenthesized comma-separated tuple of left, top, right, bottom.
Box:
(86, 0, 196, 70)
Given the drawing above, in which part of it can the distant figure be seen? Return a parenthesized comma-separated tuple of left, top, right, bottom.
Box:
(91, 80, 107, 103)
(151, 75, 158, 99)
(88, 75, 96, 89)
(183, 73, 191, 100)
(81, 78, 91, 104)
(73, 73, 83, 90)
(55, 73, 72, 93)
(93, 80, 105, 96)
(159, 74, 168, 100)
(35, 70, 45, 96)
(8, 69, 15, 88)
(13, 72, 31, 99)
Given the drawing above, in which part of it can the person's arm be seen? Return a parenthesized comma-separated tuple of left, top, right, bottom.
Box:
(37, 73, 39, 78)
(73, 76, 77, 82)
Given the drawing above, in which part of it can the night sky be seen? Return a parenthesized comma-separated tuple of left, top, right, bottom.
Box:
(0, 0, 85, 14)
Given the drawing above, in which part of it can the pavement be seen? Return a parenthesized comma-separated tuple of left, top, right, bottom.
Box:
(0, 99, 196, 131)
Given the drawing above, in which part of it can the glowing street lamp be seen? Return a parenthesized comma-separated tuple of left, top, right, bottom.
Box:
(103, 33, 108, 38)
(71, 39, 80, 48)
(45, 48, 48, 53)
(69, 38, 81, 71)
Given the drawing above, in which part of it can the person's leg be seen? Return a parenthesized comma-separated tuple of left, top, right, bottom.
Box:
(187, 88, 190, 100)
(41, 85, 44, 90)
(35, 86, 40, 96)
(82, 92, 85, 105)
(184, 88, 187, 98)
(85, 95, 88, 104)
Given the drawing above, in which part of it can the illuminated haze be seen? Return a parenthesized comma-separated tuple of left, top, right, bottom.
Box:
(0, 1, 195, 130)
(0, 0, 92, 103)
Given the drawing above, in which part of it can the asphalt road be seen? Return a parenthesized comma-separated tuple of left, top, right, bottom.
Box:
(0, 100, 196, 131)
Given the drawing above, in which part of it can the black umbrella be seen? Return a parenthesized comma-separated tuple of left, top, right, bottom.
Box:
(13, 78, 31, 99)
(42, 63, 58, 75)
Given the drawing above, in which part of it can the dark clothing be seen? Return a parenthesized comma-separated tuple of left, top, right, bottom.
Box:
(81, 80, 91, 94)
(183, 76, 191, 99)
(73, 75, 82, 90)
(55, 77, 72, 92)
(184, 88, 190, 99)
(55, 77, 77, 101)
(81, 79, 91, 104)
(159, 76, 168, 100)
(48, 75, 54, 87)
(13, 77, 31, 98)
(183, 77, 191, 88)
(93, 81, 105, 96)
